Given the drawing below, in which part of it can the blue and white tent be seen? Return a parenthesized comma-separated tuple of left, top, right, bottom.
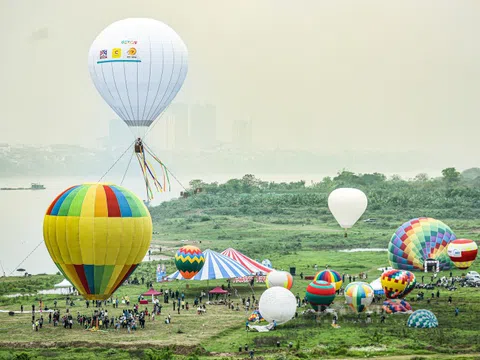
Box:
(370, 277, 384, 296)
(168, 249, 251, 281)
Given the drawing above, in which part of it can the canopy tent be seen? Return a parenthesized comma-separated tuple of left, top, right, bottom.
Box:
(142, 288, 162, 302)
(370, 277, 384, 295)
(209, 287, 228, 294)
(142, 288, 162, 296)
(168, 249, 251, 281)
(221, 248, 273, 275)
(54, 279, 73, 288)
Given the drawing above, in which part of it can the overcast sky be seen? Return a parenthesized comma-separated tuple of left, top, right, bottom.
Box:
(1, 1, 479, 164)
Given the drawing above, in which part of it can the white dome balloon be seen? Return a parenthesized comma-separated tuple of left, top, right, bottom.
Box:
(258, 287, 297, 325)
(266, 270, 293, 289)
(88, 18, 188, 137)
(328, 188, 368, 229)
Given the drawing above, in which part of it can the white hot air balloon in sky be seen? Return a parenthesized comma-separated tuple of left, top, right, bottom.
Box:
(328, 188, 368, 237)
(88, 18, 188, 199)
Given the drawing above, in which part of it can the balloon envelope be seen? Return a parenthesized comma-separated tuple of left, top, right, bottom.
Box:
(314, 269, 343, 291)
(305, 280, 336, 310)
(382, 299, 412, 314)
(328, 188, 367, 229)
(345, 282, 374, 313)
(266, 271, 293, 290)
(381, 269, 416, 299)
(43, 183, 152, 300)
(447, 239, 478, 270)
(407, 309, 438, 328)
(88, 18, 188, 137)
(258, 287, 296, 325)
(174, 245, 205, 279)
(388, 217, 455, 271)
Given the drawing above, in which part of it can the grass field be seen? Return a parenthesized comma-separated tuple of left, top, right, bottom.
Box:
(1, 181, 480, 359)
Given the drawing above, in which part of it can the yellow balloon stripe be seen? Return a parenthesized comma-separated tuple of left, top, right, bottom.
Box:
(174, 255, 205, 263)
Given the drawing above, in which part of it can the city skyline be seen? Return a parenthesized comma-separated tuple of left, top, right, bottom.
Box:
(108, 103, 254, 152)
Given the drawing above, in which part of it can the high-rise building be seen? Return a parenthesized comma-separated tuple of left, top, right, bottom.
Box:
(232, 118, 252, 150)
(168, 103, 189, 150)
(109, 118, 132, 150)
(145, 114, 175, 151)
(189, 104, 217, 150)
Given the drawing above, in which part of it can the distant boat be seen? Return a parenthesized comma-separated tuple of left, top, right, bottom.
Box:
(0, 183, 46, 191)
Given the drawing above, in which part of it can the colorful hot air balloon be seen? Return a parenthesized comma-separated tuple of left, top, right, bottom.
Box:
(447, 239, 478, 270)
(88, 18, 189, 199)
(43, 183, 152, 300)
(382, 299, 412, 314)
(174, 246, 205, 279)
(328, 188, 368, 237)
(407, 309, 438, 328)
(305, 280, 336, 310)
(266, 271, 293, 290)
(388, 218, 455, 271)
(344, 282, 374, 313)
(380, 269, 416, 299)
(314, 269, 343, 291)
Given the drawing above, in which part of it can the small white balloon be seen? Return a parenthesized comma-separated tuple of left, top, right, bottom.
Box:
(328, 188, 368, 230)
(258, 287, 297, 325)
(266, 270, 293, 289)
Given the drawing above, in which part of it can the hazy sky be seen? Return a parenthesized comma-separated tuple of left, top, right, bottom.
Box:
(1, 1, 479, 161)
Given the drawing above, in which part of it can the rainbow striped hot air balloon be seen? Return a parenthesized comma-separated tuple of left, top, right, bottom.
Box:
(174, 246, 205, 279)
(305, 280, 336, 311)
(314, 269, 343, 291)
(266, 271, 293, 290)
(388, 217, 455, 271)
(447, 239, 478, 270)
(381, 269, 416, 299)
(43, 183, 152, 300)
(345, 282, 374, 313)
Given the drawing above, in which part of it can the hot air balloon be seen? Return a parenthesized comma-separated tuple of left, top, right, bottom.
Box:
(305, 280, 336, 311)
(388, 218, 455, 271)
(88, 18, 188, 200)
(344, 282, 374, 313)
(380, 269, 416, 299)
(43, 183, 152, 300)
(258, 287, 297, 325)
(174, 246, 205, 279)
(328, 188, 367, 237)
(382, 299, 412, 314)
(266, 271, 293, 290)
(314, 269, 343, 291)
(447, 239, 478, 270)
(407, 309, 438, 328)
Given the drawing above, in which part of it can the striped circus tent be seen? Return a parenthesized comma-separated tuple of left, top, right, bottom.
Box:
(168, 249, 251, 281)
(221, 248, 273, 275)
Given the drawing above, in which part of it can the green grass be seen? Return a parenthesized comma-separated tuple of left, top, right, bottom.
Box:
(2, 179, 480, 359)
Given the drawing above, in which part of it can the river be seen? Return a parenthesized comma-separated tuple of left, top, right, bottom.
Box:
(0, 171, 421, 276)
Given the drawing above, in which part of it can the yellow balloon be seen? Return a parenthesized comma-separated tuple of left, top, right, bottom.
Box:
(43, 183, 152, 300)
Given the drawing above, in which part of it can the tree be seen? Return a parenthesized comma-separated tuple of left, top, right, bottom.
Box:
(189, 179, 205, 190)
(441, 167, 460, 183)
(461, 168, 480, 181)
(414, 173, 429, 182)
(333, 170, 360, 184)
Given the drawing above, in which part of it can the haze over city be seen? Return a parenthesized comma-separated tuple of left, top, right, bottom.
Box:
(1, 1, 479, 174)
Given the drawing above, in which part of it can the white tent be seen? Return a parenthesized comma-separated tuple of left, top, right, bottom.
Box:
(54, 279, 73, 288)
(370, 277, 384, 295)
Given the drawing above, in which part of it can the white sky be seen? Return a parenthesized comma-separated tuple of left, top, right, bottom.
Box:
(0, 0, 479, 162)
